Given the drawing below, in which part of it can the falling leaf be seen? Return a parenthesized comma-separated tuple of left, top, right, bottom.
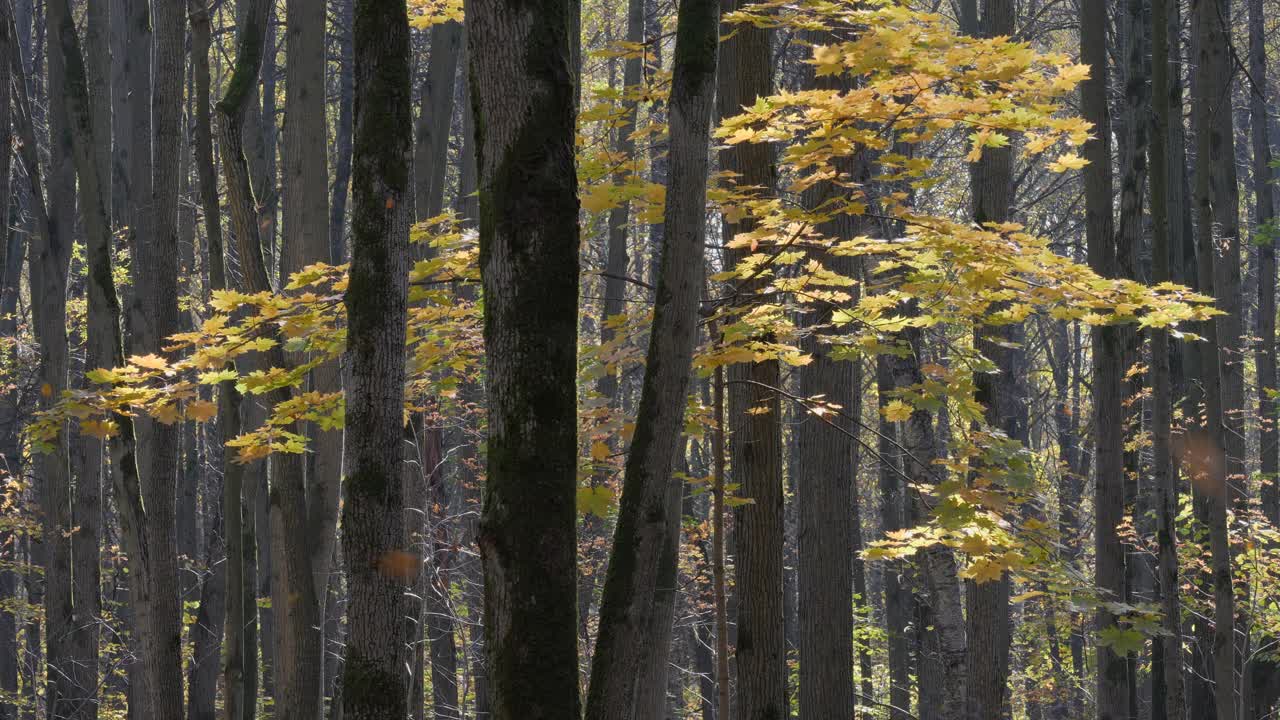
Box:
(377, 550, 420, 580)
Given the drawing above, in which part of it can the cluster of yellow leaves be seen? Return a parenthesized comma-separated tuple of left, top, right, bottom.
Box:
(29, 215, 477, 463)
(406, 0, 462, 28)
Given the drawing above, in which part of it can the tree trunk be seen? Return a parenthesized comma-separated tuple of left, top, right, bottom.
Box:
(793, 24, 863, 720)
(963, 0, 1020, 714)
(716, 7, 786, 718)
(329, 0, 354, 263)
(50, 1, 184, 717)
(47, 0, 104, 715)
(1191, 0, 1242, 712)
(876, 359, 912, 720)
(585, 1, 719, 716)
(414, 19, 461, 220)
(216, 0, 326, 715)
(1149, 0, 1185, 712)
(280, 0, 343, 713)
(467, 0, 582, 716)
(1248, 0, 1277, 527)
(338, 2, 414, 720)
(1080, 0, 1130, 708)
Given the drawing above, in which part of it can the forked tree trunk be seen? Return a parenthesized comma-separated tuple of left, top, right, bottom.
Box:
(585, 1, 720, 716)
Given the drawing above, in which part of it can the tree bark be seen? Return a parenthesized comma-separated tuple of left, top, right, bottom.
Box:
(329, 0, 354, 263)
(337, 2, 414, 720)
(1149, 0, 1185, 712)
(1080, 0, 1130, 708)
(585, 2, 719, 715)
(414, 19, 461, 220)
(793, 24, 863, 720)
(1191, 0, 1242, 713)
(1248, 0, 1277, 527)
(466, 0, 582, 716)
(280, 0, 343, 713)
(50, 1, 184, 717)
(716, 7, 786, 718)
(963, 0, 1020, 714)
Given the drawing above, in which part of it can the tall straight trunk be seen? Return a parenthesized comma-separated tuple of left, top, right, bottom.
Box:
(711, 364, 730, 720)
(187, 461, 227, 720)
(876, 358, 912, 720)
(186, 6, 258, 720)
(280, 0, 341, 714)
(585, 2, 719, 715)
(1150, 0, 1185, 713)
(793, 25, 862, 720)
(1249, 0, 1277, 526)
(963, 0, 1019, 713)
(0, 17, 14, 712)
(338, 2, 413, 720)
(420, 425, 460, 720)
(215, 0, 324, 716)
(1080, 0, 1129, 708)
(86, 0, 109, 217)
(467, 0, 582, 716)
(47, 0, 103, 715)
(1191, 0, 1242, 712)
(1116, 0, 1152, 713)
(108, 0, 127, 225)
(716, 7, 786, 718)
(17, 0, 73, 713)
(141, 0, 187, 711)
(49, 2, 182, 718)
(123, 0, 151, 346)
(329, 0, 354, 263)
(414, 19, 461, 220)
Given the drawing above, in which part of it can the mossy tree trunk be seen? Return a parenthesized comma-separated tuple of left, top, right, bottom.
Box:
(585, 0, 720, 716)
(466, 0, 582, 716)
(339, 1, 413, 719)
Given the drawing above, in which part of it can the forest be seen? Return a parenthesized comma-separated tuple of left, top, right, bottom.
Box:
(0, 0, 1274, 717)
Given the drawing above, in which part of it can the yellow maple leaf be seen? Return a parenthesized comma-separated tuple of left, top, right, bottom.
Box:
(131, 354, 169, 372)
(580, 185, 619, 213)
(185, 400, 218, 423)
(882, 399, 913, 423)
(1047, 153, 1088, 172)
(81, 419, 118, 440)
(154, 404, 180, 425)
(960, 557, 1005, 584)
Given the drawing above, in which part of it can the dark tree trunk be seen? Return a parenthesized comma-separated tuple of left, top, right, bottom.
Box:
(716, 6, 787, 718)
(794, 23, 863, 720)
(1191, 0, 1242, 712)
(338, 1, 413, 720)
(329, 0, 354, 263)
(963, 0, 1020, 715)
(467, 0, 582, 716)
(1149, 0, 1185, 712)
(414, 19, 461, 220)
(585, 1, 719, 716)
